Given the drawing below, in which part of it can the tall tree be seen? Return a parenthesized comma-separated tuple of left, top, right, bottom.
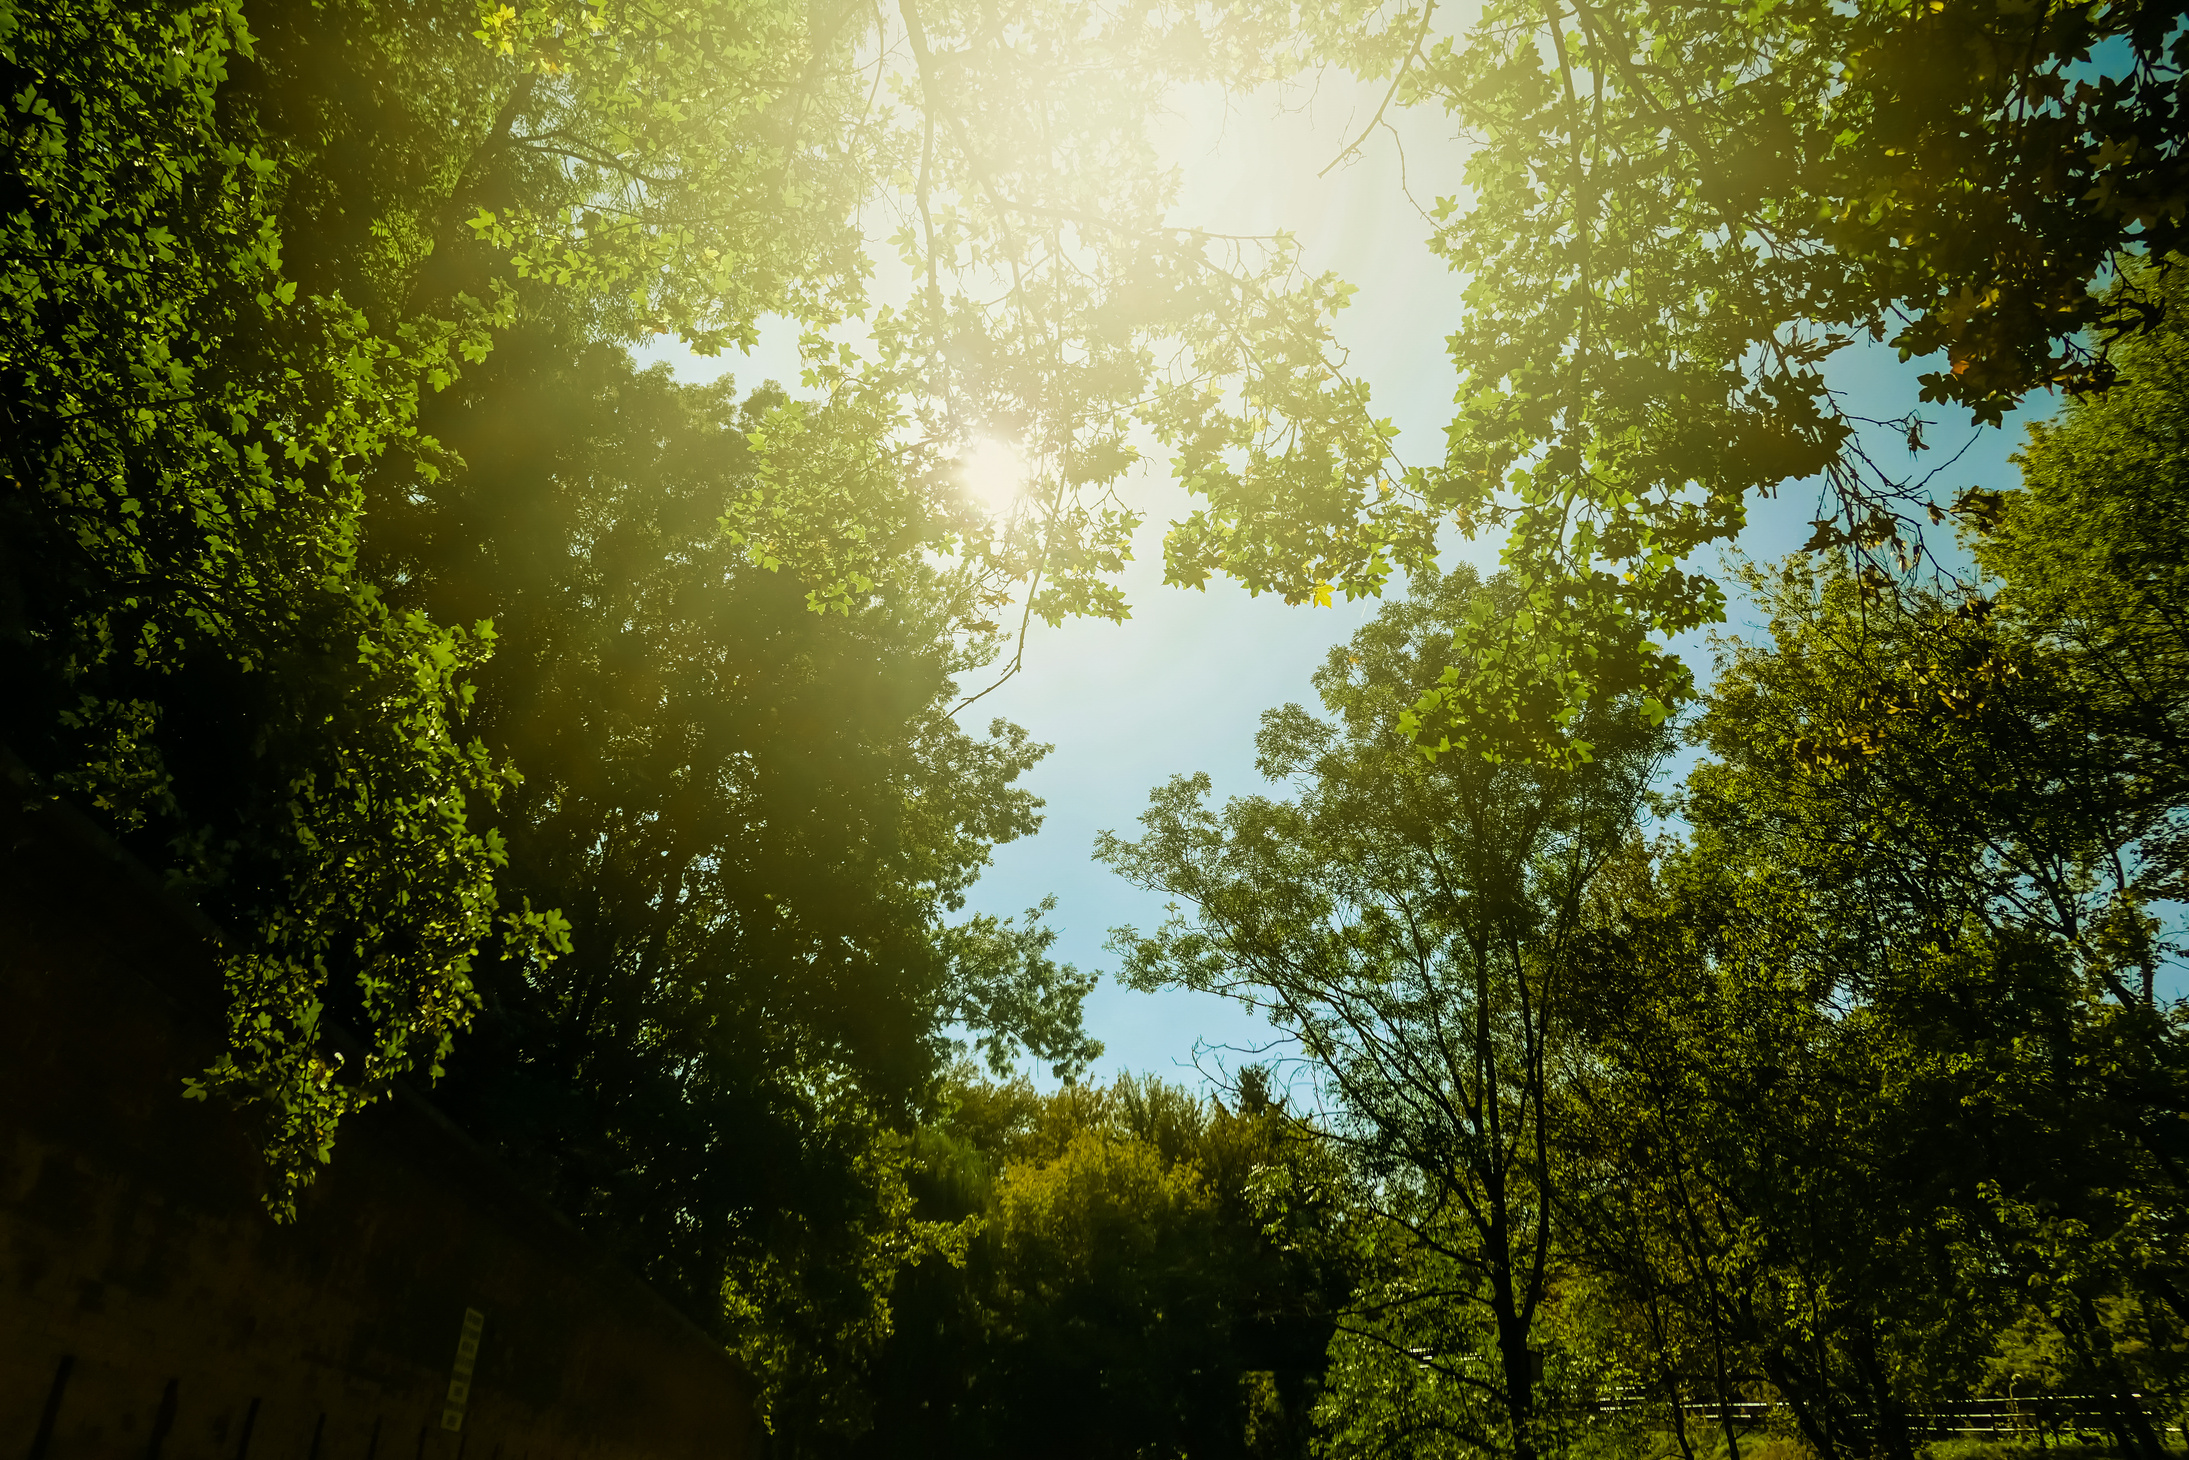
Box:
(1607, 280, 2189, 1446)
(0, 0, 563, 1209)
(347, 322, 1098, 1440)
(1100, 564, 1669, 1460)
(1528, 279, 2189, 1460)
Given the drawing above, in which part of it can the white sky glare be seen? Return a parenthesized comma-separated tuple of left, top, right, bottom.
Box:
(960, 436, 1032, 512)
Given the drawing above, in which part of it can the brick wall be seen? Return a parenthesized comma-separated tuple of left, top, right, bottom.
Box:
(0, 764, 760, 1459)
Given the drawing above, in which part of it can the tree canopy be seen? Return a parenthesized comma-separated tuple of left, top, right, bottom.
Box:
(0, 0, 1108, 1431)
(1169, 0, 2189, 763)
(8, 0, 2189, 1452)
(1100, 276, 2188, 1457)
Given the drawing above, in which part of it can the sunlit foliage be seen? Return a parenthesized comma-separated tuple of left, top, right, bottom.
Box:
(1172, 0, 2189, 762)
(854, 1068, 1355, 1460)
(1107, 290, 2189, 1455)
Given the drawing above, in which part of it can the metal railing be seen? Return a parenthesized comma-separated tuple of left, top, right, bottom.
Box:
(1593, 1392, 2185, 1444)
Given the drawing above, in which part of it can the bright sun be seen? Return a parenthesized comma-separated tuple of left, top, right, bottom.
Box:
(960, 437, 1029, 512)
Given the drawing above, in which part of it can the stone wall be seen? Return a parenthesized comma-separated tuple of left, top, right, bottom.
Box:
(0, 764, 759, 1459)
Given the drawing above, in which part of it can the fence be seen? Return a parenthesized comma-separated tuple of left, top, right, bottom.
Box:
(1602, 1393, 2184, 1447)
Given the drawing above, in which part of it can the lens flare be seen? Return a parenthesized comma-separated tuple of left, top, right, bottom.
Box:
(961, 437, 1029, 511)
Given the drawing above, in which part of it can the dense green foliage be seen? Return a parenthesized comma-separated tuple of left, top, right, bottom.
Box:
(9, 0, 2189, 1453)
(0, 0, 1100, 1438)
(383, 330, 1100, 1433)
(1111, 282, 2189, 1460)
(852, 1069, 1354, 1460)
(0, 0, 1335, 1209)
(1169, 0, 2189, 763)
(0, 0, 550, 1208)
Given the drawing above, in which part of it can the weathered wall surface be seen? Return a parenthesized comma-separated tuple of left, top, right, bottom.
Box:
(0, 770, 760, 1459)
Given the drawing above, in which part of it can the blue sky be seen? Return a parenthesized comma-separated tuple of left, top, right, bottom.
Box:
(643, 75, 2058, 1092)
(942, 383, 2040, 1093)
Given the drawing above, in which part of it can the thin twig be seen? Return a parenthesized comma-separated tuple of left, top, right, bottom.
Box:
(1320, 2, 1439, 179)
